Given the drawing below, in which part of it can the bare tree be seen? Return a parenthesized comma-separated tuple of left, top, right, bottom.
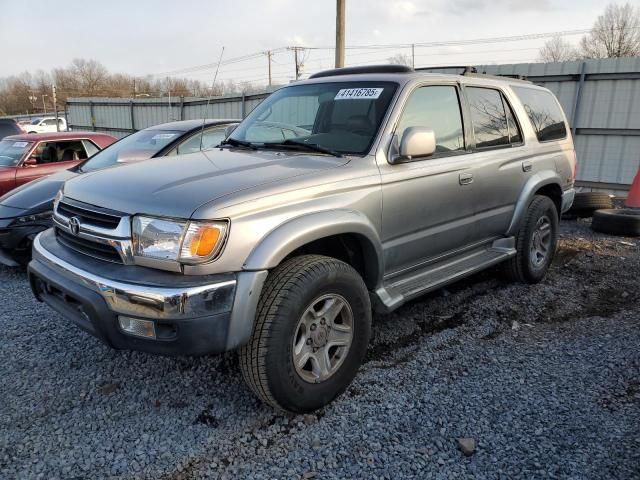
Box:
(70, 58, 109, 96)
(388, 53, 412, 66)
(580, 3, 640, 58)
(538, 35, 579, 62)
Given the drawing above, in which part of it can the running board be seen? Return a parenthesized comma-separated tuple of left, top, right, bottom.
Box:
(375, 238, 516, 312)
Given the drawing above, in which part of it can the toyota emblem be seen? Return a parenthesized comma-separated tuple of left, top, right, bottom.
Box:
(69, 216, 81, 236)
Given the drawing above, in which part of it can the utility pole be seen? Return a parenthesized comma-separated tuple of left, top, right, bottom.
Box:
(290, 47, 304, 80)
(411, 44, 415, 68)
(335, 0, 345, 68)
(42, 94, 48, 114)
(266, 50, 273, 86)
(52, 85, 59, 131)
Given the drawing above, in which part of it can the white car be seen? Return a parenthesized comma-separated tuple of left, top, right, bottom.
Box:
(25, 117, 67, 133)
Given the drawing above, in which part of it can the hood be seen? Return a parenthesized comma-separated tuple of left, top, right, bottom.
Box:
(62, 149, 348, 218)
(0, 169, 78, 212)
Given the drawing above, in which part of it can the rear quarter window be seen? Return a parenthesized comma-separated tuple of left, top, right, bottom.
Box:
(512, 87, 567, 142)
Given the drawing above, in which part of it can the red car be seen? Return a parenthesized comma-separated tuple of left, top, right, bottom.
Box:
(0, 132, 116, 196)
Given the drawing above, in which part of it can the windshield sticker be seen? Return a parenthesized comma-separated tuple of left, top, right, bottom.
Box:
(334, 88, 384, 100)
(151, 133, 177, 140)
(12, 141, 28, 148)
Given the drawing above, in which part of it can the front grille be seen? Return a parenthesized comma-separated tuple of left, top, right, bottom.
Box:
(55, 227, 122, 263)
(57, 201, 121, 229)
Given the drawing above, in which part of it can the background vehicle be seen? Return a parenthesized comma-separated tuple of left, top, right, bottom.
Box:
(28, 66, 576, 413)
(0, 119, 237, 266)
(0, 119, 25, 140)
(25, 117, 67, 133)
(0, 132, 116, 196)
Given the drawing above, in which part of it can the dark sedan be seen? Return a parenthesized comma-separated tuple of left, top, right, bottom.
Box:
(0, 119, 238, 266)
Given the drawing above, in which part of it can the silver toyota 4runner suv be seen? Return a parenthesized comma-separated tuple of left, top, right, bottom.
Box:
(28, 65, 576, 413)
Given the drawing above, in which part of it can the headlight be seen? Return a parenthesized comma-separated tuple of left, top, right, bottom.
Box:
(132, 216, 228, 264)
(14, 211, 53, 225)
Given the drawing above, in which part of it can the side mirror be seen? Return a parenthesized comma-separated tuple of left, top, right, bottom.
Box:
(391, 127, 436, 164)
(23, 157, 38, 167)
(224, 124, 238, 138)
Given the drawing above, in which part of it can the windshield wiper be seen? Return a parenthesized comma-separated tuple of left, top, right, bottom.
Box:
(264, 139, 343, 158)
(218, 138, 257, 150)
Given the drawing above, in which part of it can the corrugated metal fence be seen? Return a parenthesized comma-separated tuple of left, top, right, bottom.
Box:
(66, 92, 272, 139)
(66, 57, 640, 189)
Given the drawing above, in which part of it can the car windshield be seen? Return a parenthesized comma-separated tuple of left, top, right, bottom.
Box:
(77, 129, 182, 172)
(30, 118, 42, 125)
(228, 81, 398, 155)
(0, 139, 32, 166)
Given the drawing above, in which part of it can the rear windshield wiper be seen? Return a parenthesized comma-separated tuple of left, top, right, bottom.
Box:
(218, 138, 257, 150)
(264, 139, 343, 158)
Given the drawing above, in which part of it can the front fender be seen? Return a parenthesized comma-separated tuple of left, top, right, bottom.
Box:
(506, 171, 562, 236)
(243, 209, 384, 288)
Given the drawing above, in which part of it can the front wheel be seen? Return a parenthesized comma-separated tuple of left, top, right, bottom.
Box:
(505, 195, 559, 283)
(239, 255, 371, 413)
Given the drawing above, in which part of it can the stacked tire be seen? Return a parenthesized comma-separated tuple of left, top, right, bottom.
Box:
(592, 209, 640, 236)
(566, 192, 613, 218)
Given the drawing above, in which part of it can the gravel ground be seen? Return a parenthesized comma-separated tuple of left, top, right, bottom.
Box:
(1, 219, 638, 479)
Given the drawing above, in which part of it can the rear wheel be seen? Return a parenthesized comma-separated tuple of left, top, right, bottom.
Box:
(505, 195, 559, 283)
(239, 255, 371, 413)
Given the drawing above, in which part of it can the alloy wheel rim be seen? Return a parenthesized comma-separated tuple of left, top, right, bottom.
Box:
(292, 293, 354, 384)
(530, 215, 552, 268)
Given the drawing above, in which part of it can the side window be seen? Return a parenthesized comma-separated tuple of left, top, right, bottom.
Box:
(82, 140, 100, 158)
(466, 87, 510, 149)
(172, 127, 228, 155)
(512, 87, 567, 142)
(396, 86, 465, 154)
(53, 140, 88, 161)
(42, 119, 57, 126)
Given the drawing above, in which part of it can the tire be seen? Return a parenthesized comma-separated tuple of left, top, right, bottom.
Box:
(505, 195, 559, 284)
(592, 209, 640, 236)
(567, 192, 613, 218)
(239, 255, 371, 413)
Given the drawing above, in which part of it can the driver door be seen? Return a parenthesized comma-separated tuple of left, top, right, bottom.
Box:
(379, 84, 479, 276)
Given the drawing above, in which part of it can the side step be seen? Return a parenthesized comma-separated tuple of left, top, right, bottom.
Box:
(375, 239, 516, 312)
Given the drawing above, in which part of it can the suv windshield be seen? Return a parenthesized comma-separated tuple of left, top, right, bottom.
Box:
(229, 81, 398, 155)
(30, 118, 42, 125)
(77, 129, 182, 172)
(0, 139, 32, 166)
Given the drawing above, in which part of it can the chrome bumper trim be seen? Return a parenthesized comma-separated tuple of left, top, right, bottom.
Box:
(561, 187, 576, 213)
(32, 233, 237, 320)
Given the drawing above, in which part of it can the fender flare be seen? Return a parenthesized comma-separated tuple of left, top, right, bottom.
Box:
(243, 209, 384, 288)
(506, 171, 563, 236)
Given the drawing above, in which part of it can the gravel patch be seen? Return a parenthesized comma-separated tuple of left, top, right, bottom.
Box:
(0, 219, 638, 479)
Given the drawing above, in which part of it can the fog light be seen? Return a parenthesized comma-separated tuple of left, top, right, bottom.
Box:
(118, 316, 156, 339)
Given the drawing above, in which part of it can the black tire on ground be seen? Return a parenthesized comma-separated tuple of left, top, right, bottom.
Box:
(505, 195, 559, 284)
(239, 254, 371, 413)
(567, 192, 614, 218)
(591, 209, 640, 237)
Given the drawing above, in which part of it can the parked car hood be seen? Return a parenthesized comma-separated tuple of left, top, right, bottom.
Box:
(0, 169, 78, 213)
(62, 149, 348, 218)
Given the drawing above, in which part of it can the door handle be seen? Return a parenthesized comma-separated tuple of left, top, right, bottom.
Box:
(522, 160, 533, 172)
(459, 172, 474, 185)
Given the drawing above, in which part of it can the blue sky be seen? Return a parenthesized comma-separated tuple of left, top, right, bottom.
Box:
(0, 0, 608, 84)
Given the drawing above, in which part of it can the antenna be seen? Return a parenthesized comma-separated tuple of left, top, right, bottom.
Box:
(200, 46, 225, 151)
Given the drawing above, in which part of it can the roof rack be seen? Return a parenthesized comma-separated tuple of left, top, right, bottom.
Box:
(308, 64, 413, 79)
(415, 65, 478, 74)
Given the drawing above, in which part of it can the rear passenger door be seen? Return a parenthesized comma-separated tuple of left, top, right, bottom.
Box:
(462, 85, 529, 240)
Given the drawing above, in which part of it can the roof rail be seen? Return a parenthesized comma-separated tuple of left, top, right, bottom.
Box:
(309, 64, 413, 79)
(415, 65, 478, 74)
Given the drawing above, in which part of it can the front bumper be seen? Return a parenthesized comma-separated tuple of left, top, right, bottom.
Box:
(28, 229, 267, 356)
